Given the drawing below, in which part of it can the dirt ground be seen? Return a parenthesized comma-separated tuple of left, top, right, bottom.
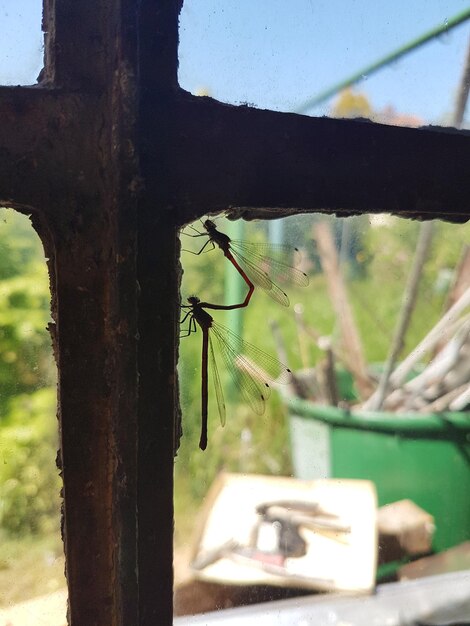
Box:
(0, 589, 67, 626)
(0, 547, 191, 626)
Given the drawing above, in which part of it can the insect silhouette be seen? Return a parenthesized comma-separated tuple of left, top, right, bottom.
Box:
(180, 296, 292, 450)
(184, 219, 309, 307)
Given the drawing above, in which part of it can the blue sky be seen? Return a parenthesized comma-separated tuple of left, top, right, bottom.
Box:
(179, 1, 470, 124)
(0, 1, 43, 85)
(1, 1, 469, 124)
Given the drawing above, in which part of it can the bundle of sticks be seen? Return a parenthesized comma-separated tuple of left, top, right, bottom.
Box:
(301, 223, 470, 415)
(362, 247, 470, 413)
(377, 313, 470, 413)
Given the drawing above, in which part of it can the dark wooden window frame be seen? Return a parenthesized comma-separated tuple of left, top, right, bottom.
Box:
(0, 2, 468, 624)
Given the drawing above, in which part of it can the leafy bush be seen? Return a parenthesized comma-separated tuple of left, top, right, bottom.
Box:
(0, 209, 53, 409)
(0, 388, 60, 536)
(0, 208, 58, 538)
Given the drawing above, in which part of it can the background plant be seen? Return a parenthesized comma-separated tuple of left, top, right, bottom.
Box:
(175, 214, 470, 543)
(0, 208, 58, 538)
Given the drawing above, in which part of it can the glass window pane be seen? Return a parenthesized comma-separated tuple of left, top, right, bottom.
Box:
(0, 0, 44, 85)
(179, 1, 470, 128)
(175, 212, 470, 620)
(0, 208, 65, 624)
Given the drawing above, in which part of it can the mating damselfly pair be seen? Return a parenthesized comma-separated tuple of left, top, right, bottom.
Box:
(180, 218, 309, 450)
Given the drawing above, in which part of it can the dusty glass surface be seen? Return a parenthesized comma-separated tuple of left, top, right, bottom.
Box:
(0, 0, 44, 85)
(175, 213, 470, 621)
(0, 209, 65, 623)
(177, 2, 470, 619)
(179, 0, 470, 128)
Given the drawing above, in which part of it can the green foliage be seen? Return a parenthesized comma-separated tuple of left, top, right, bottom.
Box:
(0, 209, 53, 408)
(0, 388, 60, 536)
(0, 209, 45, 280)
(0, 208, 58, 538)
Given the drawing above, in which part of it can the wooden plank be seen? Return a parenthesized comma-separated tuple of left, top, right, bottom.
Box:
(378, 500, 434, 562)
(399, 542, 470, 581)
(170, 95, 470, 224)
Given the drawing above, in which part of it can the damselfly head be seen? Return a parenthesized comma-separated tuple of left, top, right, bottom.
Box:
(187, 295, 201, 305)
(204, 219, 216, 232)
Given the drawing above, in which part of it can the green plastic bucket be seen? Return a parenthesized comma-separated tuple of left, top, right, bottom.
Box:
(287, 395, 470, 552)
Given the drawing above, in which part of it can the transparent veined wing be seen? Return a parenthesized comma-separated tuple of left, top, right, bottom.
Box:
(210, 321, 291, 414)
(208, 334, 226, 426)
(228, 240, 309, 306)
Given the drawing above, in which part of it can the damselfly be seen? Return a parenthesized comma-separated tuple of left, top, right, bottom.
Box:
(184, 219, 309, 307)
(180, 296, 292, 450)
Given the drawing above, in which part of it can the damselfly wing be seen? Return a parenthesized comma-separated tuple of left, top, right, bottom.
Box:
(181, 296, 291, 449)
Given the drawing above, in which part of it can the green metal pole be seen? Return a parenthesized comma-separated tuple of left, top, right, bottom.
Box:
(296, 8, 470, 114)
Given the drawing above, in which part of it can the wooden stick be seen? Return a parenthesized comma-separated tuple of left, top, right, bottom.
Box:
(449, 383, 470, 411)
(318, 338, 339, 407)
(434, 246, 470, 356)
(389, 286, 470, 389)
(295, 303, 356, 378)
(293, 303, 311, 369)
(419, 383, 469, 413)
(313, 220, 372, 398)
(445, 245, 470, 313)
(403, 319, 470, 394)
(364, 221, 434, 410)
